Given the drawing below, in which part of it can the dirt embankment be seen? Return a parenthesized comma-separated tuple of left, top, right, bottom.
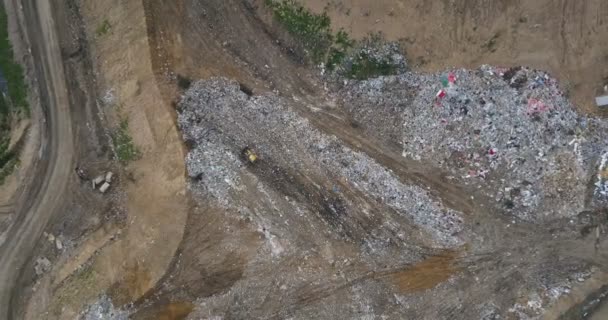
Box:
(21, 0, 188, 318)
(303, 0, 608, 114)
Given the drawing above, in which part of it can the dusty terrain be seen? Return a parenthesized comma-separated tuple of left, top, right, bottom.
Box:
(19, 0, 188, 319)
(3, 0, 608, 319)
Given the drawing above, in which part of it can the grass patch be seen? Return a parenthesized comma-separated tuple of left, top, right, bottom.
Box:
(265, 0, 353, 68)
(0, 156, 17, 185)
(96, 19, 111, 37)
(50, 266, 100, 317)
(346, 52, 397, 80)
(0, 3, 28, 184)
(0, 95, 16, 184)
(0, 2, 28, 113)
(112, 117, 140, 164)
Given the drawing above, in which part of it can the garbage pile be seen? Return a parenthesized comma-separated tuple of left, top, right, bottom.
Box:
(343, 66, 608, 221)
(80, 295, 128, 320)
(178, 78, 464, 247)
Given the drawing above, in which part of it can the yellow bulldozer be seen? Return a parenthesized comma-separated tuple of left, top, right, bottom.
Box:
(241, 147, 258, 164)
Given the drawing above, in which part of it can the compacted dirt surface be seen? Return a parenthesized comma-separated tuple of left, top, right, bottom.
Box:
(2, 0, 608, 319)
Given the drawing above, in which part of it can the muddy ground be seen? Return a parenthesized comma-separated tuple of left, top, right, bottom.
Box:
(10, 0, 608, 319)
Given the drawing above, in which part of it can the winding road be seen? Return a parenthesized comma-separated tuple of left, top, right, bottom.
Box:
(0, 0, 74, 318)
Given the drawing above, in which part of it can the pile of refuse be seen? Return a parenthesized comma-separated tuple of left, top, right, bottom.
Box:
(178, 78, 464, 247)
(342, 66, 608, 221)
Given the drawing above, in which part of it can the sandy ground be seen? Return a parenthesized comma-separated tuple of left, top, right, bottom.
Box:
(302, 0, 608, 115)
(20, 0, 188, 318)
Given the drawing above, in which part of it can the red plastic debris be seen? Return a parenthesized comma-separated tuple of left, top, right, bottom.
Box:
(448, 72, 456, 84)
(488, 148, 497, 156)
(527, 98, 551, 115)
(436, 89, 447, 99)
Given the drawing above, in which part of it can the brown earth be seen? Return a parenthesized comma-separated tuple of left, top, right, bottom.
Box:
(20, 0, 188, 318)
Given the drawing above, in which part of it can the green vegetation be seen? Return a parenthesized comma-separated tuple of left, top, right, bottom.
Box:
(265, 0, 402, 78)
(177, 74, 192, 90)
(0, 2, 28, 112)
(346, 52, 397, 80)
(96, 19, 111, 36)
(0, 92, 18, 184)
(265, 0, 353, 69)
(112, 118, 140, 164)
(0, 2, 26, 184)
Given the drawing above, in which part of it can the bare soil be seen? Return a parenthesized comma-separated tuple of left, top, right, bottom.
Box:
(18, 0, 187, 318)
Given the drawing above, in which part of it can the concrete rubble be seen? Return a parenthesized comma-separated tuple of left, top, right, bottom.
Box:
(92, 171, 114, 194)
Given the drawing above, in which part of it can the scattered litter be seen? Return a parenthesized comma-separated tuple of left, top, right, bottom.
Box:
(92, 175, 105, 189)
(92, 172, 115, 194)
(99, 182, 111, 194)
(595, 151, 608, 196)
(597, 95, 608, 108)
(55, 238, 63, 250)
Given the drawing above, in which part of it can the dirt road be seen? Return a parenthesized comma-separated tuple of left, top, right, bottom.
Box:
(0, 0, 74, 318)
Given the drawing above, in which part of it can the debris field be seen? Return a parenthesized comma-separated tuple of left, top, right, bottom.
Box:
(174, 66, 608, 319)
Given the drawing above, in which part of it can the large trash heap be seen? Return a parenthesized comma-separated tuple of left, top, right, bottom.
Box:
(176, 67, 608, 318)
(179, 66, 608, 228)
(178, 78, 464, 247)
(343, 65, 608, 221)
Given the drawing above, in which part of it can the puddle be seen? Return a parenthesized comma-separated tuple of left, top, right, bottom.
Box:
(132, 301, 194, 320)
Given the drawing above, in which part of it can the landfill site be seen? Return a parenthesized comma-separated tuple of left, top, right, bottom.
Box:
(1, 0, 608, 319)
